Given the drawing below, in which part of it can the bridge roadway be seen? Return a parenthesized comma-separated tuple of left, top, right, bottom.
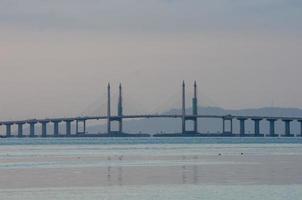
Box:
(0, 114, 302, 137)
(1, 114, 302, 124)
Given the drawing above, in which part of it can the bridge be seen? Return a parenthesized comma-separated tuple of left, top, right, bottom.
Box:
(1, 81, 302, 138)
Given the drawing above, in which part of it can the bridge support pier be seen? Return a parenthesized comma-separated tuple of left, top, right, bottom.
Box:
(41, 121, 48, 137)
(192, 81, 198, 133)
(5, 123, 13, 137)
(76, 120, 78, 134)
(29, 122, 37, 137)
(283, 120, 293, 137)
(76, 120, 79, 134)
(119, 119, 123, 133)
(193, 118, 198, 133)
(53, 121, 60, 137)
(182, 117, 198, 134)
(107, 83, 111, 134)
(181, 81, 199, 134)
(182, 81, 186, 134)
(65, 120, 72, 136)
(107, 117, 123, 134)
(17, 123, 25, 137)
(267, 119, 277, 137)
(237, 117, 247, 136)
(76, 120, 86, 135)
(106, 83, 124, 135)
(298, 120, 302, 137)
(252, 118, 262, 137)
(118, 83, 123, 133)
(222, 116, 233, 135)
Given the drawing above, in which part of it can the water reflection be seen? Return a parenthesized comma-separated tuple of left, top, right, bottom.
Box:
(182, 165, 187, 184)
(118, 166, 123, 186)
(105, 155, 124, 186)
(181, 156, 187, 184)
(193, 165, 198, 184)
(107, 166, 112, 185)
(106, 156, 112, 186)
(118, 154, 123, 186)
(181, 155, 199, 185)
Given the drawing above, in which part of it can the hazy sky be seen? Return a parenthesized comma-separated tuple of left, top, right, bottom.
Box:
(0, 0, 302, 120)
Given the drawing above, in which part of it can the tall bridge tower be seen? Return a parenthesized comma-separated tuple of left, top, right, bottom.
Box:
(192, 81, 198, 132)
(182, 81, 186, 133)
(118, 83, 123, 132)
(107, 83, 123, 134)
(107, 83, 111, 133)
(182, 81, 199, 134)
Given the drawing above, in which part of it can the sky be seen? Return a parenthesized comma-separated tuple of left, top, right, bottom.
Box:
(0, 0, 302, 120)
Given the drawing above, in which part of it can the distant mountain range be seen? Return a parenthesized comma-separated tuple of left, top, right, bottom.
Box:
(87, 107, 302, 135)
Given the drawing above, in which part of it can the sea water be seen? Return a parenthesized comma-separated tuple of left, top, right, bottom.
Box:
(0, 137, 301, 200)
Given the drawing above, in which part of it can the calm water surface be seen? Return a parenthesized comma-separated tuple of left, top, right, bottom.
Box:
(0, 137, 301, 200)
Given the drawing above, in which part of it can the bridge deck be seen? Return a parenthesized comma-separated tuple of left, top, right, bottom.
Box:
(0, 114, 301, 125)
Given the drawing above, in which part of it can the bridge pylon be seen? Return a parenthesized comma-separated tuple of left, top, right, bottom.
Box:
(182, 81, 199, 134)
(106, 83, 123, 135)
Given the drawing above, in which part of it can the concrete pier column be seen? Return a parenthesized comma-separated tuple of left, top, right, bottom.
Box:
(107, 83, 111, 134)
(182, 81, 186, 134)
(65, 120, 72, 136)
(267, 119, 277, 137)
(83, 120, 86, 134)
(283, 119, 293, 137)
(252, 118, 262, 136)
(193, 118, 198, 133)
(76, 120, 79, 134)
(118, 83, 123, 133)
(119, 119, 123, 133)
(231, 119, 233, 134)
(17, 123, 25, 137)
(222, 116, 233, 135)
(76, 120, 86, 135)
(29, 122, 36, 137)
(237, 118, 247, 136)
(53, 121, 60, 137)
(192, 81, 198, 133)
(298, 120, 302, 137)
(41, 122, 48, 137)
(5, 123, 12, 137)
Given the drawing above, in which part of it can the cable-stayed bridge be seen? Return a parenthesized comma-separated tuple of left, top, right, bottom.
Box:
(1, 82, 302, 138)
